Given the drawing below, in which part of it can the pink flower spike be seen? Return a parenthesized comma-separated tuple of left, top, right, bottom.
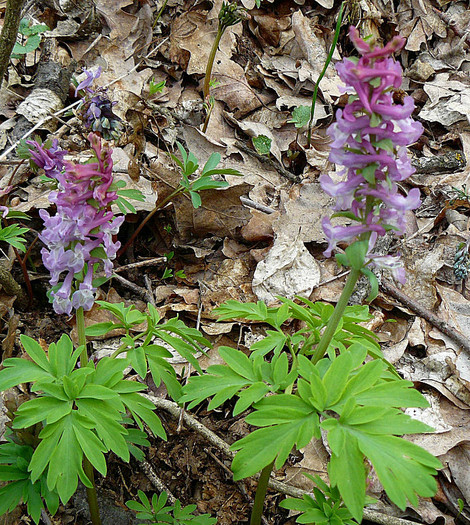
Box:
(321, 27, 421, 283)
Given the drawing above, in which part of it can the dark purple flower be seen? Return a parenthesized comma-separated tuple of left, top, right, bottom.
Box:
(74, 67, 122, 141)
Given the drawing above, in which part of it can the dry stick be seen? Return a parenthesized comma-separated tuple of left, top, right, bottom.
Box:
(144, 395, 420, 525)
(111, 272, 153, 303)
(239, 196, 275, 215)
(235, 140, 300, 183)
(140, 459, 177, 504)
(380, 279, 470, 354)
(112, 256, 166, 273)
(0, 0, 26, 90)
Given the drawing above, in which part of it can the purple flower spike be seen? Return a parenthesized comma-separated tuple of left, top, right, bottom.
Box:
(32, 134, 123, 315)
(321, 27, 423, 282)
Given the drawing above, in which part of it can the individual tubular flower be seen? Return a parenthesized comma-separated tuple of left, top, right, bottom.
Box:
(31, 133, 124, 315)
(75, 67, 122, 141)
(320, 26, 423, 283)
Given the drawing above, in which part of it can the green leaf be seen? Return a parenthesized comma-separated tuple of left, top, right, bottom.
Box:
(13, 397, 72, 428)
(90, 246, 108, 259)
(250, 330, 287, 357)
(85, 322, 116, 336)
(357, 433, 441, 510)
(117, 188, 146, 201)
(370, 113, 381, 127)
(0, 479, 27, 516)
(181, 365, 250, 409)
(344, 241, 368, 271)
(190, 177, 229, 192)
(327, 436, 366, 522)
(231, 394, 319, 479)
(361, 163, 378, 184)
(373, 139, 394, 152)
(234, 382, 270, 416)
(361, 267, 378, 302)
(128, 346, 148, 379)
(314, 356, 347, 408)
(72, 415, 108, 476)
(121, 393, 166, 440)
(45, 415, 87, 503)
(289, 105, 311, 128)
(219, 346, 254, 379)
(201, 152, 221, 175)
(252, 135, 272, 155)
(19, 335, 51, 372)
(75, 398, 129, 461)
(190, 191, 202, 209)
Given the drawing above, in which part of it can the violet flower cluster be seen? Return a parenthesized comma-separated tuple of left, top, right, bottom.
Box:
(75, 67, 122, 141)
(30, 134, 124, 315)
(320, 27, 423, 283)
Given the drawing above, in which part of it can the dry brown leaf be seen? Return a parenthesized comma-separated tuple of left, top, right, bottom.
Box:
(290, 11, 343, 101)
(173, 183, 252, 242)
(274, 182, 332, 244)
(397, 0, 447, 51)
(419, 73, 470, 126)
(430, 285, 470, 355)
(252, 236, 321, 304)
(241, 209, 278, 242)
(401, 239, 446, 310)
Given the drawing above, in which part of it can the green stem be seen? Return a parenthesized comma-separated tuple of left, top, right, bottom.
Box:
(250, 460, 275, 525)
(311, 267, 361, 365)
(152, 0, 168, 29)
(202, 24, 224, 133)
(76, 307, 102, 525)
(306, 1, 345, 149)
(76, 307, 88, 368)
(203, 25, 224, 100)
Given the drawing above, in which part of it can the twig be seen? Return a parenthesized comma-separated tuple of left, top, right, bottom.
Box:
(0, 100, 81, 161)
(111, 272, 153, 303)
(140, 458, 177, 504)
(235, 140, 300, 183)
(113, 257, 166, 273)
(40, 510, 53, 525)
(144, 395, 422, 525)
(380, 279, 470, 354)
(239, 196, 275, 214)
(144, 274, 156, 307)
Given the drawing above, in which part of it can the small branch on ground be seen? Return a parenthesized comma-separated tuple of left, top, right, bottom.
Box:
(380, 279, 470, 354)
(140, 459, 177, 504)
(235, 140, 301, 183)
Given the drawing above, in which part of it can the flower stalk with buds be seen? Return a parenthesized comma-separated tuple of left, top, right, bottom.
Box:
(202, 2, 246, 132)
